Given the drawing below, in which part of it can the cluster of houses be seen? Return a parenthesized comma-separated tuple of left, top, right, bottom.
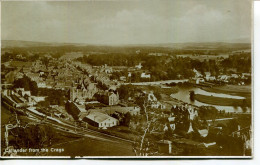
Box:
(66, 78, 169, 129)
(166, 104, 208, 137)
(2, 58, 88, 90)
(2, 57, 124, 129)
(66, 74, 142, 129)
(3, 56, 120, 96)
(192, 68, 251, 85)
(27, 60, 85, 89)
(146, 91, 166, 109)
(69, 77, 98, 104)
(63, 62, 143, 129)
(2, 88, 46, 108)
(92, 62, 153, 83)
(148, 52, 168, 56)
(74, 62, 117, 89)
(65, 100, 141, 129)
(231, 125, 252, 155)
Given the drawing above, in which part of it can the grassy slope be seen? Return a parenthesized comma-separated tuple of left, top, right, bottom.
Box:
(47, 137, 134, 156)
(1, 105, 134, 156)
(194, 94, 245, 106)
(1, 105, 13, 156)
(200, 85, 251, 107)
(202, 85, 251, 98)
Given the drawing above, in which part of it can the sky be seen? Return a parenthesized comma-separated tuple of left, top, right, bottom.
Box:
(1, 0, 252, 45)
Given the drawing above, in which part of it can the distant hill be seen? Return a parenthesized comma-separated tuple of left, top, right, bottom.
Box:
(2, 40, 52, 48)
(1, 40, 251, 50)
(221, 36, 251, 44)
(1, 40, 86, 48)
(129, 42, 251, 49)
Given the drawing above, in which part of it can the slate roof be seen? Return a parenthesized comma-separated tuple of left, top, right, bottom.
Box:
(85, 111, 118, 123)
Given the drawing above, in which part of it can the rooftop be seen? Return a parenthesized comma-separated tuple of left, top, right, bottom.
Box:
(86, 111, 117, 123)
(9, 61, 33, 68)
(73, 102, 87, 113)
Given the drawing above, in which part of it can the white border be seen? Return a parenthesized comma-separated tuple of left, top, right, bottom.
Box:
(1, 0, 260, 163)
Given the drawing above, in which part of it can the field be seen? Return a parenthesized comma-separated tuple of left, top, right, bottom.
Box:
(47, 136, 134, 156)
(87, 124, 137, 141)
(1, 104, 12, 124)
(202, 85, 251, 98)
(194, 94, 247, 107)
(1, 104, 84, 156)
(1, 104, 134, 157)
(176, 54, 229, 61)
(59, 52, 83, 60)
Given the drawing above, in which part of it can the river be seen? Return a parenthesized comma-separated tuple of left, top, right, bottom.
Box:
(170, 87, 250, 113)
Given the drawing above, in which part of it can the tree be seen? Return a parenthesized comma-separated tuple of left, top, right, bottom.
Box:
(13, 77, 30, 90)
(13, 76, 38, 95)
(3, 112, 56, 156)
(29, 54, 40, 62)
(29, 80, 38, 95)
(198, 106, 218, 122)
(117, 84, 140, 101)
(5, 71, 16, 84)
(164, 123, 173, 139)
(41, 56, 50, 68)
(132, 96, 157, 156)
(123, 112, 131, 126)
(153, 89, 162, 101)
(37, 101, 50, 108)
(226, 119, 239, 135)
(117, 85, 130, 100)
(172, 106, 190, 135)
(189, 90, 195, 101)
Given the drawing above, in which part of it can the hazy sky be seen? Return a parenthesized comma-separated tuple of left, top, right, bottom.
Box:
(2, 0, 251, 45)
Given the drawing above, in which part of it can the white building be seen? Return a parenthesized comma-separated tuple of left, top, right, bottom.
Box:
(231, 74, 239, 79)
(187, 107, 198, 120)
(193, 68, 203, 78)
(31, 96, 46, 102)
(204, 72, 216, 81)
(147, 91, 166, 109)
(84, 111, 119, 129)
(135, 63, 143, 69)
(15, 88, 31, 97)
(242, 73, 251, 79)
(141, 73, 151, 79)
(89, 105, 141, 116)
(196, 78, 205, 84)
(37, 81, 47, 88)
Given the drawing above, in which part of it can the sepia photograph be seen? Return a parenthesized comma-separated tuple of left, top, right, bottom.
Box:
(0, 0, 253, 158)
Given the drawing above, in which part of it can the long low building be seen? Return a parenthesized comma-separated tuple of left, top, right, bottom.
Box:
(87, 105, 140, 116)
(82, 111, 119, 129)
(65, 101, 87, 120)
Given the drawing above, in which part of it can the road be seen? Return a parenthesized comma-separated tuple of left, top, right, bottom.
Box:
(123, 79, 189, 86)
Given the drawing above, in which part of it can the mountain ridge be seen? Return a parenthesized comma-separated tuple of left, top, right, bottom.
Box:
(1, 39, 251, 49)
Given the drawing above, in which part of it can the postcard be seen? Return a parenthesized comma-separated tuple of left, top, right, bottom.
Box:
(0, 0, 253, 158)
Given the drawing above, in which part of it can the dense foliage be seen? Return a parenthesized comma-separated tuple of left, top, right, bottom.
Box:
(221, 53, 251, 73)
(76, 52, 251, 82)
(38, 88, 67, 106)
(13, 76, 38, 95)
(9, 124, 56, 149)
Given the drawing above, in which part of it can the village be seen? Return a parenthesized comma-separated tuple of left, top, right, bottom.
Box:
(1, 47, 252, 156)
